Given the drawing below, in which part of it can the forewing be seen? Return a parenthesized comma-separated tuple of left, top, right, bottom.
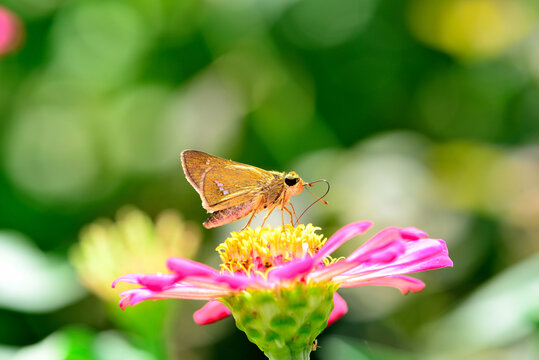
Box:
(202, 165, 277, 211)
(181, 150, 234, 191)
(181, 150, 279, 212)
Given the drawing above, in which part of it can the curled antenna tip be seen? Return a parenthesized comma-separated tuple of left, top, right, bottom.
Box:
(295, 179, 330, 225)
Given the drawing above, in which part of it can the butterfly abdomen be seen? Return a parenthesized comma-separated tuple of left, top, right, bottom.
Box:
(203, 198, 259, 229)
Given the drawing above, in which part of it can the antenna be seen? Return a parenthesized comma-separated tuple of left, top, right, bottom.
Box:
(295, 179, 330, 225)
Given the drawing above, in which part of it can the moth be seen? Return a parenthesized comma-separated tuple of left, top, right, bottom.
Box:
(181, 150, 328, 229)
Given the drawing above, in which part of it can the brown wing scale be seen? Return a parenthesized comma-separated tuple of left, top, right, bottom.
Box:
(181, 150, 232, 191)
(201, 165, 279, 211)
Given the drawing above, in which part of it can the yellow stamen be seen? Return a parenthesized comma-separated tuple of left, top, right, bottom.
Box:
(217, 224, 327, 274)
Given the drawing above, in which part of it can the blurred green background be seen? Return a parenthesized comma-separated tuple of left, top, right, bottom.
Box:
(1, 0, 539, 359)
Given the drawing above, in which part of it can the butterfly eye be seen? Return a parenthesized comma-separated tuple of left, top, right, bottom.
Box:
(285, 177, 299, 186)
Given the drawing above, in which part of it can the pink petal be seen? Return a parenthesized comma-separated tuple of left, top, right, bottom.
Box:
(346, 229, 405, 264)
(112, 273, 179, 291)
(112, 274, 141, 287)
(154, 285, 233, 300)
(307, 228, 429, 283)
(327, 292, 348, 326)
(166, 258, 257, 290)
(118, 288, 156, 309)
(268, 256, 315, 282)
(396, 227, 429, 240)
(118, 282, 234, 309)
(193, 301, 231, 325)
(167, 258, 220, 279)
(340, 238, 452, 279)
(347, 226, 428, 263)
(375, 238, 452, 274)
(340, 275, 425, 294)
(315, 221, 373, 261)
(307, 261, 359, 282)
(214, 272, 256, 289)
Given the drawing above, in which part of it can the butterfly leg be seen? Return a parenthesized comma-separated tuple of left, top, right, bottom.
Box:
(290, 203, 299, 225)
(280, 204, 299, 234)
(240, 210, 258, 231)
(283, 206, 294, 225)
(279, 197, 293, 234)
(260, 205, 277, 228)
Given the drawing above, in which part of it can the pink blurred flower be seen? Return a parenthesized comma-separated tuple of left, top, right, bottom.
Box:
(113, 221, 452, 326)
(0, 6, 23, 55)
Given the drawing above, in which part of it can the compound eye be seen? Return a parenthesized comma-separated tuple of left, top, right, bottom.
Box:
(285, 177, 299, 186)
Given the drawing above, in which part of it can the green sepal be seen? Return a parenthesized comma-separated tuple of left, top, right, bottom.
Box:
(221, 282, 338, 360)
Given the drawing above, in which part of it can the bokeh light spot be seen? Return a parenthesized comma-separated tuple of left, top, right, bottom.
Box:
(0, 232, 85, 313)
(408, 0, 538, 60)
(0, 6, 24, 55)
(4, 106, 99, 202)
(282, 0, 378, 48)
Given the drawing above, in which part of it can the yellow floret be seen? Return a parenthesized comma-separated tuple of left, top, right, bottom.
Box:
(217, 224, 327, 274)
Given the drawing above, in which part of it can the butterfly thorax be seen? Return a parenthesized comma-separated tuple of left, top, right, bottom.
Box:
(260, 171, 303, 206)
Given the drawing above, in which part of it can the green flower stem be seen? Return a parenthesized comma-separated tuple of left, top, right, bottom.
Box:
(265, 346, 310, 360)
(222, 283, 337, 360)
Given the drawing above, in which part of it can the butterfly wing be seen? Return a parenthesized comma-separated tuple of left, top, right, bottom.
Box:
(181, 150, 228, 192)
(181, 150, 280, 212)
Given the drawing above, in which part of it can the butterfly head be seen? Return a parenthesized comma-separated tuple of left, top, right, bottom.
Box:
(284, 171, 304, 196)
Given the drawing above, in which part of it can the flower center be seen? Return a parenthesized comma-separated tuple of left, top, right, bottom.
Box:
(217, 224, 326, 274)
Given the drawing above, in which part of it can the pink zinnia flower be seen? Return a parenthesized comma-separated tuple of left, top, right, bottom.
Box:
(114, 222, 452, 358)
(0, 6, 23, 55)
